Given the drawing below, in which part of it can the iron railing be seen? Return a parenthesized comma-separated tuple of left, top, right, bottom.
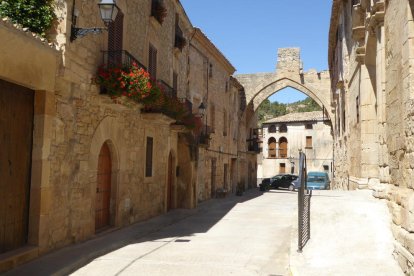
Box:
(298, 151, 312, 253)
(101, 50, 146, 70)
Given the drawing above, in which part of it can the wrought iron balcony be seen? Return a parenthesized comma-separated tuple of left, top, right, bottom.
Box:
(198, 125, 213, 146)
(248, 142, 260, 153)
(101, 50, 146, 70)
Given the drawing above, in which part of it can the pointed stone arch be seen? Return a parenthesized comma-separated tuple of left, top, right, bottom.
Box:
(235, 48, 333, 124)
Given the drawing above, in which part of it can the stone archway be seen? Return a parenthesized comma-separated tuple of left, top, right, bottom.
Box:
(235, 48, 333, 124)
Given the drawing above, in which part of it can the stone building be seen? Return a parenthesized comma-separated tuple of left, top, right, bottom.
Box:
(0, 0, 256, 271)
(188, 29, 258, 201)
(259, 111, 333, 180)
(329, 0, 414, 273)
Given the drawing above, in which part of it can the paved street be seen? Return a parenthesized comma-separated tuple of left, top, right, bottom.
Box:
(4, 188, 403, 276)
(71, 190, 296, 276)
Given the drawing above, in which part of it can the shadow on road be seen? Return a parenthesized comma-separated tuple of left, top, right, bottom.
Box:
(5, 188, 267, 276)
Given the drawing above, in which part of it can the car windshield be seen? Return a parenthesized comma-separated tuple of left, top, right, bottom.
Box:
(307, 176, 326, 183)
(273, 175, 283, 180)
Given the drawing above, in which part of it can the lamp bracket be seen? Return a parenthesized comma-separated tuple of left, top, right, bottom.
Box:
(70, 25, 107, 42)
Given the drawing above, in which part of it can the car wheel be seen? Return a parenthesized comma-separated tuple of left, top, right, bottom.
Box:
(288, 184, 294, 191)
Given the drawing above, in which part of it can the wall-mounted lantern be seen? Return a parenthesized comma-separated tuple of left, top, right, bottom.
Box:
(70, 0, 119, 42)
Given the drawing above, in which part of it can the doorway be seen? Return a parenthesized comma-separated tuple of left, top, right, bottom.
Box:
(0, 80, 34, 253)
(95, 142, 112, 232)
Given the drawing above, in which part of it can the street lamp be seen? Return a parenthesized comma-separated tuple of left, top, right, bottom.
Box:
(70, 0, 119, 42)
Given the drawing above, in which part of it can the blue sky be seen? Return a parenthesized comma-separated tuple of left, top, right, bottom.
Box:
(180, 0, 332, 103)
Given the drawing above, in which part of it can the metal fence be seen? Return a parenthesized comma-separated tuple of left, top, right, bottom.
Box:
(297, 151, 312, 252)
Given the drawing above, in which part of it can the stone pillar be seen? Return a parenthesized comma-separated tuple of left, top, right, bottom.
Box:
(29, 90, 55, 253)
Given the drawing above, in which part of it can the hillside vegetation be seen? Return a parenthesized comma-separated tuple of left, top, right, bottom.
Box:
(257, 97, 322, 126)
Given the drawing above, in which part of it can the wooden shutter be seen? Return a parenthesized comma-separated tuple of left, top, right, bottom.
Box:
(108, 11, 124, 52)
(146, 137, 153, 177)
(149, 44, 157, 80)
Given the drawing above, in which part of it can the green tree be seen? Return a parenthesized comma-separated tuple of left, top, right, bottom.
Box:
(0, 0, 55, 36)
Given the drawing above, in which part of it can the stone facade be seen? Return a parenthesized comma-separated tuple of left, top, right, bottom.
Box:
(329, 0, 414, 273)
(0, 0, 256, 271)
(259, 111, 333, 180)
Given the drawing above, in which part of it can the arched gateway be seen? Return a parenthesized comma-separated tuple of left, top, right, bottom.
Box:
(235, 48, 333, 124)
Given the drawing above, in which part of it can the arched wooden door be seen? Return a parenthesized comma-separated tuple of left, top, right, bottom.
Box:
(167, 152, 174, 211)
(95, 143, 112, 232)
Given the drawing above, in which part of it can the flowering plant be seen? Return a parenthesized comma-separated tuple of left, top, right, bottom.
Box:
(96, 63, 160, 104)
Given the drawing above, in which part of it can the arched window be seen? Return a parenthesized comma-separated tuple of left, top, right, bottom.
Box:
(268, 137, 276, 158)
(279, 124, 287, 133)
(279, 137, 288, 158)
(269, 125, 276, 133)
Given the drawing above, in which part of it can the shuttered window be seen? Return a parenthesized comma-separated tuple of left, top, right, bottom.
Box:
(108, 11, 124, 52)
(149, 44, 157, 80)
(145, 137, 153, 177)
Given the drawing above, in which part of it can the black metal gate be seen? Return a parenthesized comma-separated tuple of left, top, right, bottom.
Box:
(298, 151, 312, 252)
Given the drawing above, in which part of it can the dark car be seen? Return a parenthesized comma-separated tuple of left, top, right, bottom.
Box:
(270, 174, 298, 191)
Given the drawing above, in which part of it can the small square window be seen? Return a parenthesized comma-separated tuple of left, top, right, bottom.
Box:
(305, 123, 313, 129)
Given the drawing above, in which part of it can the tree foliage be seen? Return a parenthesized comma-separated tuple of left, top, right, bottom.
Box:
(0, 0, 55, 36)
(257, 96, 322, 126)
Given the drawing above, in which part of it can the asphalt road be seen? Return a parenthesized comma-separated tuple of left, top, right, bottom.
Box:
(71, 189, 297, 276)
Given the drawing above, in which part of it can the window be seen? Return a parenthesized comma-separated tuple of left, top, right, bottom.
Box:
(323, 165, 329, 172)
(209, 63, 213, 78)
(145, 137, 153, 177)
(306, 136, 313, 149)
(148, 44, 157, 80)
(173, 72, 178, 97)
(268, 137, 276, 158)
(305, 123, 313, 129)
(225, 80, 229, 93)
(223, 110, 227, 136)
(342, 110, 346, 133)
(210, 104, 215, 132)
(279, 124, 287, 133)
(279, 137, 288, 158)
(356, 96, 360, 123)
(269, 125, 276, 133)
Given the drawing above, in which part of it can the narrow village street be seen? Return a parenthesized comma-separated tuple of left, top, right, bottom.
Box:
(4, 188, 403, 276)
(70, 190, 295, 276)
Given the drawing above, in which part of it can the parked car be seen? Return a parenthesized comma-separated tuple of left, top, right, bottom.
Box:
(292, 172, 331, 190)
(259, 178, 271, 191)
(306, 171, 330, 190)
(270, 174, 298, 191)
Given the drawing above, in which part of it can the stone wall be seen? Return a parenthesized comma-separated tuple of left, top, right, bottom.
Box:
(329, 0, 414, 273)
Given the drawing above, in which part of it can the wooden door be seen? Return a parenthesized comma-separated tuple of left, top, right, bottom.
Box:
(0, 80, 34, 253)
(167, 152, 174, 211)
(95, 143, 112, 231)
(210, 159, 216, 198)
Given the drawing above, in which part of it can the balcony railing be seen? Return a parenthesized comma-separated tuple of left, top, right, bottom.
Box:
(157, 80, 176, 98)
(198, 125, 213, 146)
(101, 50, 146, 70)
(268, 149, 288, 158)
